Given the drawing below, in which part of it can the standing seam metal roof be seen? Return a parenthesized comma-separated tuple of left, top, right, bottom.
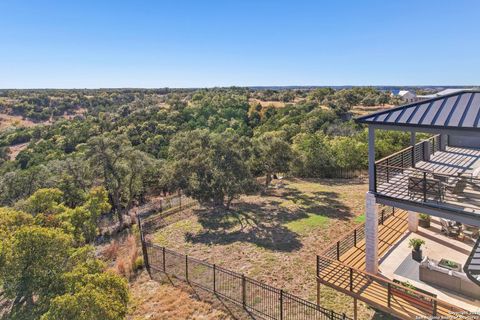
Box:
(356, 90, 480, 131)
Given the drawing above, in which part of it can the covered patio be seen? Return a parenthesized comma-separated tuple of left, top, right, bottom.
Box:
(380, 216, 480, 312)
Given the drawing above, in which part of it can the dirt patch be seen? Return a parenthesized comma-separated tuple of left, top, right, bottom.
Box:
(149, 178, 384, 319)
(8, 142, 28, 160)
(0, 114, 36, 131)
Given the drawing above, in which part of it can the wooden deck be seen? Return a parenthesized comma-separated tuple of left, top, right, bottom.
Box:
(317, 210, 470, 319)
(340, 210, 409, 270)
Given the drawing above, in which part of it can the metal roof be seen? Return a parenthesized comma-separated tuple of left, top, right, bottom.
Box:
(356, 90, 480, 131)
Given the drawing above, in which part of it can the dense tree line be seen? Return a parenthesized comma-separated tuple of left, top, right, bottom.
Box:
(0, 87, 414, 319)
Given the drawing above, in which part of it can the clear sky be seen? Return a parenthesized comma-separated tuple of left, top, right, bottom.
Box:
(1, 0, 480, 88)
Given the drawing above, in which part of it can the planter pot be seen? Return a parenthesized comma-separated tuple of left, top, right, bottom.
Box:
(419, 219, 430, 228)
(412, 249, 423, 262)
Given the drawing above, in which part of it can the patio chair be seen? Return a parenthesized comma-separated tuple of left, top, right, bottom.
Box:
(440, 218, 461, 237)
(462, 226, 479, 241)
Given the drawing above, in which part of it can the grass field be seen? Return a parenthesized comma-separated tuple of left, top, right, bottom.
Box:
(128, 272, 232, 320)
(149, 177, 389, 319)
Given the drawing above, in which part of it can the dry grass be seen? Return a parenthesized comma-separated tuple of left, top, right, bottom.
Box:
(150, 178, 386, 319)
(351, 104, 394, 116)
(127, 272, 231, 320)
(101, 234, 143, 279)
(0, 113, 36, 131)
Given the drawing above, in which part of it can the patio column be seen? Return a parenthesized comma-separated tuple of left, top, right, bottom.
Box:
(440, 134, 448, 150)
(365, 191, 379, 274)
(368, 127, 375, 192)
(408, 211, 419, 232)
(410, 131, 416, 146)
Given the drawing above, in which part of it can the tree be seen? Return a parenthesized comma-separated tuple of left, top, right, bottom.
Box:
(18, 188, 64, 215)
(252, 133, 292, 187)
(85, 134, 154, 222)
(41, 272, 128, 320)
(165, 129, 254, 209)
(1, 226, 72, 309)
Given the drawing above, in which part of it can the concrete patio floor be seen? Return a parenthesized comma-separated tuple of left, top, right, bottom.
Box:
(379, 217, 480, 312)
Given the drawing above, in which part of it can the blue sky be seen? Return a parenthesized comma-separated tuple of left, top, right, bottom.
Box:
(1, 0, 480, 88)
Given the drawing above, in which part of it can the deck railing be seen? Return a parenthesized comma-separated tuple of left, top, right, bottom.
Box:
(316, 256, 465, 319)
(374, 135, 441, 191)
(319, 206, 396, 262)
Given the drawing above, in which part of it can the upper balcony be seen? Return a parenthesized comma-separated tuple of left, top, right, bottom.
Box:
(375, 135, 480, 216)
(357, 89, 480, 226)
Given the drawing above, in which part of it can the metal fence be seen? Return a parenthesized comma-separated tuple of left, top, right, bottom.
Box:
(144, 243, 350, 320)
(138, 197, 198, 234)
(319, 206, 397, 262)
(375, 135, 441, 190)
(312, 168, 367, 179)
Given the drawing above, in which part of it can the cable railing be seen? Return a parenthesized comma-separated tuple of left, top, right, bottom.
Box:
(375, 163, 480, 212)
(375, 135, 441, 171)
(318, 206, 396, 262)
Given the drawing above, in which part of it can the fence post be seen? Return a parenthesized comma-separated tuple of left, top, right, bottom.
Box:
(336, 242, 340, 260)
(179, 191, 182, 209)
(213, 264, 216, 293)
(381, 210, 384, 225)
(423, 172, 427, 202)
(242, 274, 246, 308)
(280, 290, 284, 320)
(387, 283, 391, 307)
(185, 255, 189, 282)
(136, 215, 151, 276)
(353, 229, 357, 247)
(432, 300, 437, 317)
(162, 247, 166, 272)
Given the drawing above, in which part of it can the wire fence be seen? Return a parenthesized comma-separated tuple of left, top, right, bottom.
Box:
(143, 242, 351, 320)
(311, 168, 367, 179)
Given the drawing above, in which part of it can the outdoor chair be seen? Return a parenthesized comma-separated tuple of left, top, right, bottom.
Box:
(440, 218, 461, 237)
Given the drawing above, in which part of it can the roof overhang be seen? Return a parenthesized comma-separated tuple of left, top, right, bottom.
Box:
(356, 90, 480, 135)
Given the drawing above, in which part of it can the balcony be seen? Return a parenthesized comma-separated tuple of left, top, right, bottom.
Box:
(374, 135, 480, 218)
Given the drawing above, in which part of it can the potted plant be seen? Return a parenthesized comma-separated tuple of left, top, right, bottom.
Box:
(419, 214, 430, 228)
(409, 238, 425, 262)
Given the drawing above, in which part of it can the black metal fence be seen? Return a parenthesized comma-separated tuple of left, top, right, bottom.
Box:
(313, 168, 367, 179)
(138, 197, 198, 234)
(144, 243, 350, 320)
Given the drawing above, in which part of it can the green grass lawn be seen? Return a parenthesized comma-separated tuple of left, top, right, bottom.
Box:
(148, 177, 382, 319)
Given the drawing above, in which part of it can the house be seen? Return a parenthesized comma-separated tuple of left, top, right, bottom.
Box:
(397, 90, 417, 103)
(316, 90, 480, 320)
(417, 88, 476, 100)
(358, 89, 480, 315)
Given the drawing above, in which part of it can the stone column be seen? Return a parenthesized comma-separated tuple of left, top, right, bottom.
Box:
(365, 191, 379, 274)
(408, 211, 419, 232)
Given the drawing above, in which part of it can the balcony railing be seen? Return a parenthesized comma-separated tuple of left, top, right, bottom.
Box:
(373, 135, 480, 214)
